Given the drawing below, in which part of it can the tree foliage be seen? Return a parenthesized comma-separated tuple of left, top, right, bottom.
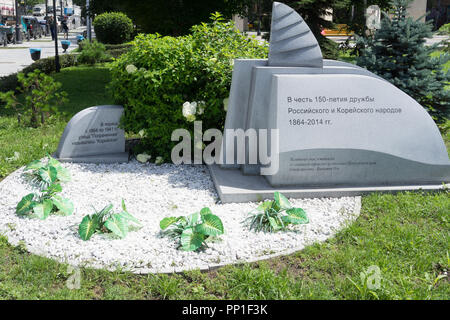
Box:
(357, 0, 450, 123)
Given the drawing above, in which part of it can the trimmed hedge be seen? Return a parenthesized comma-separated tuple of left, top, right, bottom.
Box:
(93, 12, 134, 45)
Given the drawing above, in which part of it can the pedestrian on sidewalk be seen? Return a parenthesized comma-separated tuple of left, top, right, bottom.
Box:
(48, 16, 55, 40)
(62, 16, 69, 40)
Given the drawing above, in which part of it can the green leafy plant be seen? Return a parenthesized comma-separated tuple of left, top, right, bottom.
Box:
(93, 12, 134, 45)
(0, 69, 68, 127)
(160, 207, 224, 251)
(245, 192, 309, 233)
(109, 13, 268, 161)
(16, 183, 74, 220)
(78, 200, 141, 241)
(77, 40, 111, 65)
(23, 156, 71, 190)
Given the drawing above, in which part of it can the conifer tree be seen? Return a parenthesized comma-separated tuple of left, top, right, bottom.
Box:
(357, 0, 449, 123)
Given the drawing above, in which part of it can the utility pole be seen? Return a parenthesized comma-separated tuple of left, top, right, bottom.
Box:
(53, 0, 60, 72)
(257, 0, 262, 36)
(86, 0, 91, 42)
(14, 0, 22, 44)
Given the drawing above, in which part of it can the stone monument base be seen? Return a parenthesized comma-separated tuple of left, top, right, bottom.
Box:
(53, 152, 129, 164)
(208, 165, 449, 203)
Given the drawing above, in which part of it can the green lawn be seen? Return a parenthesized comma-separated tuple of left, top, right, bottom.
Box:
(0, 64, 448, 300)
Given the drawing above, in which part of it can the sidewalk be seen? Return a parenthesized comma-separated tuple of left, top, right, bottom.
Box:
(0, 27, 85, 77)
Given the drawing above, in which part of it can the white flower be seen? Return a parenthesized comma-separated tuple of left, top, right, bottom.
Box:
(223, 98, 229, 112)
(126, 64, 138, 74)
(197, 101, 206, 115)
(155, 156, 164, 165)
(136, 153, 151, 163)
(182, 101, 197, 119)
(138, 129, 146, 138)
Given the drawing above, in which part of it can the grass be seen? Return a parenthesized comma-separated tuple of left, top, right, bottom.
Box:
(0, 63, 449, 300)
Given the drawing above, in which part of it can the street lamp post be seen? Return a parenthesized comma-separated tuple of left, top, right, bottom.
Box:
(53, 0, 60, 72)
(14, 0, 22, 44)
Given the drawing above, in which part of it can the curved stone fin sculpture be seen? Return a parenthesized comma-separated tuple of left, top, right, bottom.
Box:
(268, 2, 323, 68)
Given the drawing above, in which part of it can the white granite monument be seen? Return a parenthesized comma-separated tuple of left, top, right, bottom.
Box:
(209, 2, 450, 203)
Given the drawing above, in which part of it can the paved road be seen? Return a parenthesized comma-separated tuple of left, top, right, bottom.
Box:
(0, 28, 85, 77)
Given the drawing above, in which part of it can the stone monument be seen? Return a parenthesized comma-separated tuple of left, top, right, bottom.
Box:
(54, 105, 129, 163)
(209, 2, 450, 203)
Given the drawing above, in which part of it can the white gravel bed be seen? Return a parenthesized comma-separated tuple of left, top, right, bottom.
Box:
(0, 161, 361, 274)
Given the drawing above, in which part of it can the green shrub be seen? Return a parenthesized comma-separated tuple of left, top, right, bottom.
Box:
(77, 40, 110, 65)
(438, 23, 450, 35)
(109, 13, 268, 161)
(93, 12, 134, 45)
(0, 69, 68, 127)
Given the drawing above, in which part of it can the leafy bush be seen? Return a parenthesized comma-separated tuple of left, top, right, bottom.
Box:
(78, 200, 141, 240)
(93, 12, 134, 45)
(16, 157, 73, 220)
(437, 23, 450, 35)
(160, 207, 224, 251)
(77, 40, 111, 65)
(0, 70, 68, 127)
(109, 13, 268, 161)
(245, 192, 309, 233)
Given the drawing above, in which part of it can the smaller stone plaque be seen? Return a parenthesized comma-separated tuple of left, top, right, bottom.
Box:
(54, 105, 129, 163)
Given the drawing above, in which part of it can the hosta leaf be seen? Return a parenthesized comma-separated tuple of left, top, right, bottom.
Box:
(97, 204, 114, 221)
(274, 192, 291, 210)
(200, 207, 212, 216)
(286, 208, 309, 225)
(78, 215, 100, 241)
(256, 200, 273, 212)
(187, 212, 200, 227)
(47, 157, 62, 168)
(268, 216, 281, 231)
(104, 214, 128, 238)
(33, 199, 53, 220)
(118, 210, 141, 225)
(51, 195, 74, 216)
(55, 166, 71, 183)
(160, 217, 178, 230)
(38, 166, 58, 185)
(195, 214, 224, 237)
(25, 160, 43, 171)
(180, 228, 204, 251)
(44, 183, 62, 195)
(16, 193, 36, 215)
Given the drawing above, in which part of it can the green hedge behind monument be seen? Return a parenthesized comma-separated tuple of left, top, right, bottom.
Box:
(109, 14, 268, 161)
